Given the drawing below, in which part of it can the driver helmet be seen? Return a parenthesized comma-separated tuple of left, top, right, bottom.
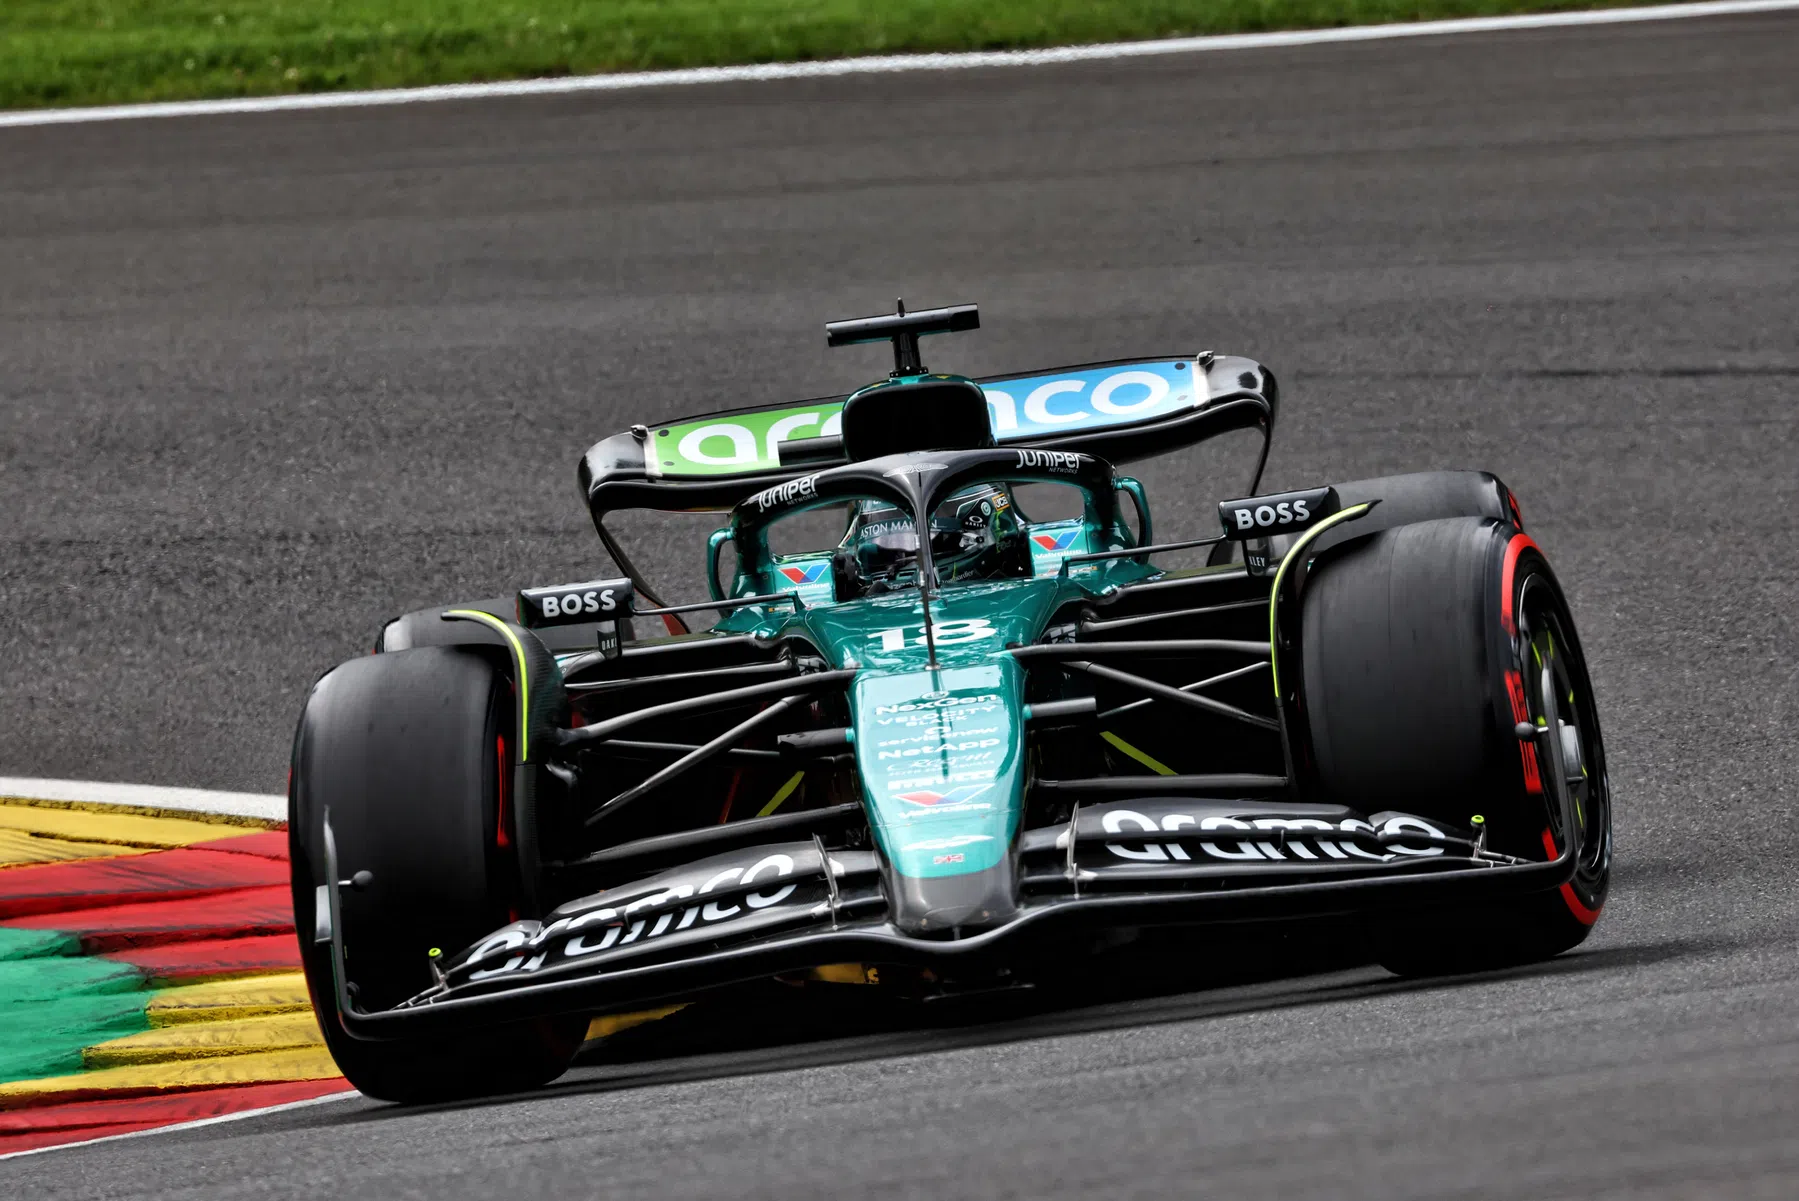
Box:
(841, 484, 1025, 589)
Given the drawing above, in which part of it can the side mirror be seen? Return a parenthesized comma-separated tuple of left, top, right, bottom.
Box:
(1114, 477, 1153, 547)
(706, 528, 733, 602)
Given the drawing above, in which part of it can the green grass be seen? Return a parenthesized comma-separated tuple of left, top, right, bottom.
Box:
(4, 0, 1662, 111)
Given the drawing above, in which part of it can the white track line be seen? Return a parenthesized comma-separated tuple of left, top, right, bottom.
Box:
(2, 0, 1794, 129)
(0, 778, 285, 822)
(0, 1089, 362, 1161)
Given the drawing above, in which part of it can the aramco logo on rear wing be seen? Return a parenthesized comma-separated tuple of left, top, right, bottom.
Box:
(653, 361, 1201, 476)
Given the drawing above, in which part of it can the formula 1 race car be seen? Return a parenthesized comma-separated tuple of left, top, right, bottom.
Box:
(289, 303, 1611, 1101)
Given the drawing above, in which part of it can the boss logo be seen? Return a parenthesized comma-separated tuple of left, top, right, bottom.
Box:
(1235, 498, 1310, 529)
(541, 590, 616, 618)
(1217, 487, 1338, 541)
(517, 578, 635, 628)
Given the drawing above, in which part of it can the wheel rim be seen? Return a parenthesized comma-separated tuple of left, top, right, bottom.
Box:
(1516, 574, 1611, 894)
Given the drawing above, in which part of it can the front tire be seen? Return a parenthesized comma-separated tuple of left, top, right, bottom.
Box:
(1296, 517, 1611, 975)
(289, 647, 583, 1102)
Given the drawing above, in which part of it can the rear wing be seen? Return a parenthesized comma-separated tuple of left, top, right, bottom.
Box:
(580, 352, 1277, 518)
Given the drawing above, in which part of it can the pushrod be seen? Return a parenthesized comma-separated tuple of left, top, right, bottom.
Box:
(585, 696, 806, 826)
(1097, 660, 1271, 720)
(1009, 639, 1269, 660)
(1060, 660, 1281, 732)
(552, 669, 857, 746)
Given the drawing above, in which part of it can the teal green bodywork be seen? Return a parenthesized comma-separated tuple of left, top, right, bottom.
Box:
(710, 455, 1159, 883)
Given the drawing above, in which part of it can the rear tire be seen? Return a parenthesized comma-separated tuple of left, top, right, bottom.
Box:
(1297, 517, 1611, 976)
(289, 647, 584, 1102)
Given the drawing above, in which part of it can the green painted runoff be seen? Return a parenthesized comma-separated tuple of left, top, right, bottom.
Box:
(0, 928, 152, 1083)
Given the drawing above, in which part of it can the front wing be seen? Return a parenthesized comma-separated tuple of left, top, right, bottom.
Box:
(317, 798, 1577, 1041)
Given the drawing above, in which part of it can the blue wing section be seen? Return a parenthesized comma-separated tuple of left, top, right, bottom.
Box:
(977, 360, 1201, 441)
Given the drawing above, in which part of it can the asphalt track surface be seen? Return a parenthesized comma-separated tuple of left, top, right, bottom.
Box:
(3, 10, 1797, 1198)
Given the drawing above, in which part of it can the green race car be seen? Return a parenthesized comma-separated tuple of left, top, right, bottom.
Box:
(289, 303, 1612, 1102)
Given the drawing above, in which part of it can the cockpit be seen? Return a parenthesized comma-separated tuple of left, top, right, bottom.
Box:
(832, 484, 1032, 599)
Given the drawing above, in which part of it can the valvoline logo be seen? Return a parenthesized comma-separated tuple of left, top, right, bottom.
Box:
(777, 562, 829, 585)
(896, 785, 991, 808)
(1031, 529, 1079, 552)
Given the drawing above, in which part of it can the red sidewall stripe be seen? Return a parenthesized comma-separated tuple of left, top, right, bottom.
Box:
(1499, 531, 1540, 637)
(1541, 827, 1601, 926)
(1501, 531, 1547, 796)
(1511, 533, 1600, 928)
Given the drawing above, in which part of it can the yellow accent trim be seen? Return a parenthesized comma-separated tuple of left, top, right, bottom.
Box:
(808, 963, 876, 985)
(757, 772, 806, 818)
(1267, 502, 1377, 697)
(584, 1004, 688, 1042)
(1101, 731, 1176, 776)
(0, 1048, 342, 1101)
(444, 609, 531, 762)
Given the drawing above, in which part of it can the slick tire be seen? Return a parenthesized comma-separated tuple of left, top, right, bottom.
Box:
(289, 647, 584, 1103)
(1296, 517, 1611, 976)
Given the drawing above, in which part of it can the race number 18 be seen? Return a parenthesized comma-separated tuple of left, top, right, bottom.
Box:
(867, 619, 996, 651)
